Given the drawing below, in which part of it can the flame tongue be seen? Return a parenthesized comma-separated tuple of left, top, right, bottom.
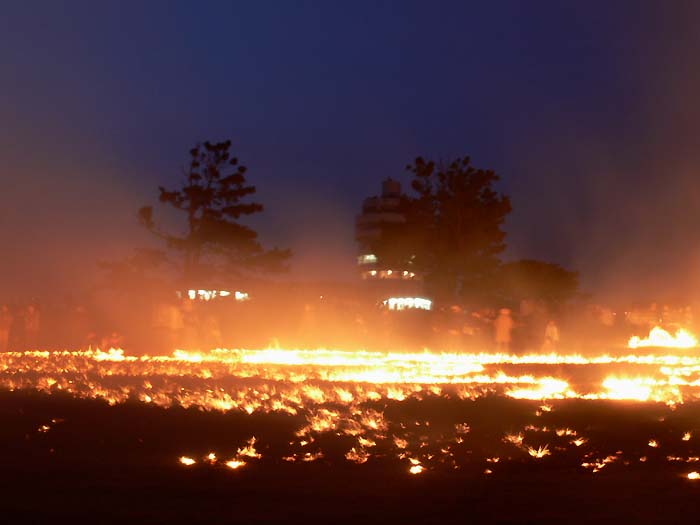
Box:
(5, 344, 700, 409)
(628, 327, 698, 349)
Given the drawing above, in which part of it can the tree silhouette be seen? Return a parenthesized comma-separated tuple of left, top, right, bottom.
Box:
(363, 156, 581, 306)
(408, 156, 511, 301)
(139, 140, 290, 283)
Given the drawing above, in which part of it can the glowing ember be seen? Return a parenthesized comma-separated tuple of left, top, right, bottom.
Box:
(504, 433, 524, 447)
(225, 460, 246, 470)
(237, 437, 261, 459)
(346, 447, 370, 464)
(687, 472, 700, 480)
(179, 456, 196, 466)
(629, 327, 698, 349)
(527, 445, 550, 459)
(408, 458, 425, 474)
(581, 454, 618, 473)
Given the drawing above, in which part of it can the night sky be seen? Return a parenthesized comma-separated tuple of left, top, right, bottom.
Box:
(2, 1, 700, 302)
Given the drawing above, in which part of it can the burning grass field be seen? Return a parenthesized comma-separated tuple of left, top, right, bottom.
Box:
(4, 341, 700, 523)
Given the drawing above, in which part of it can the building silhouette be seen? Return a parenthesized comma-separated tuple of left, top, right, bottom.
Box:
(355, 179, 425, 304)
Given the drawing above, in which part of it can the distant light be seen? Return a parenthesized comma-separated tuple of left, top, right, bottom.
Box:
(357, 254, 378, 265)
(383, 297, 432, 311)
(362, 269, 416, 280)
(688, 471, 700, 480)
(183, 290, 249, 302)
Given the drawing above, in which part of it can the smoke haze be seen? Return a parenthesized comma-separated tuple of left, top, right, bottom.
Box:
(2, 2, 700, 303)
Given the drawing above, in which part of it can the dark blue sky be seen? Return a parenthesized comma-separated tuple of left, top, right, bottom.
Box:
(2, 1, 700, 301)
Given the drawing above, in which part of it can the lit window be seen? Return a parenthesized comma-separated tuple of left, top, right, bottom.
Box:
(357, 254, 378, 265)
(383, 297, 432, 311)
(234, 291, 250, 301)
(183, 289, 248, 302)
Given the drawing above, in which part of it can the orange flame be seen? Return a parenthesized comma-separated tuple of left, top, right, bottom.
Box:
(629, 327, 698, 349)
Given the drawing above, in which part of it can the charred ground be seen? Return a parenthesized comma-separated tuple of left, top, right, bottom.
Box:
(3, 391, 700, 524)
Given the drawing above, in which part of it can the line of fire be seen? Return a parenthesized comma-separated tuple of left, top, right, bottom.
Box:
(6, 6, 700, 521)
(3, 143, 700, 490)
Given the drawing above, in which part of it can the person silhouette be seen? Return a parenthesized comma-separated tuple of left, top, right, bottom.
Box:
(24, 304, 40, 349)
(542, 320, 560, 352)
(494, 308, 514, 352)
(0, 305, 13, 352)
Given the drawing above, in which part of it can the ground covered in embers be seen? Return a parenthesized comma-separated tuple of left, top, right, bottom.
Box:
(2, 391, 700, 523)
